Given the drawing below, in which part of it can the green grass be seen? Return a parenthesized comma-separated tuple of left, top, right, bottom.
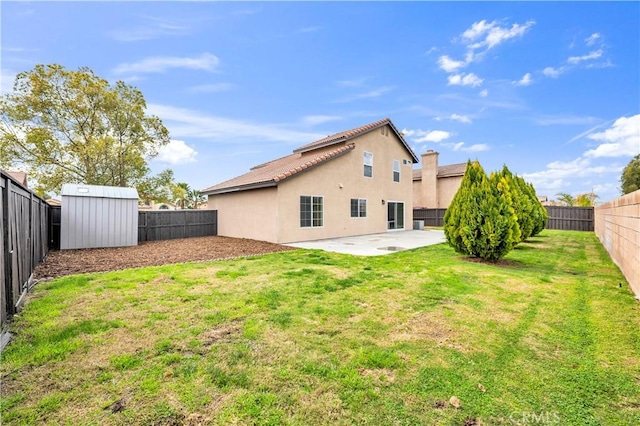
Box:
(1, 230, 638, 425)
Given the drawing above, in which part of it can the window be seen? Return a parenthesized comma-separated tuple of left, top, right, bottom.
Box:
(300, 196, 323, 227)
(363, 151, 373, 177)
(393, 160, 400, 182)
(350, 198, 367, 218)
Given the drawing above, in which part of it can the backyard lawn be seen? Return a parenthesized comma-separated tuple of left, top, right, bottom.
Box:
(1, 230, 639, 425)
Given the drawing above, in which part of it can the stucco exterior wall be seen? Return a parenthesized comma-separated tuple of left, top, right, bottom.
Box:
(436, 176, 463, 208)
(208, 187, 278, 243)
(594, 190, 640, 298)
(277, 126, 415, 243)
(413, 179, 425, 209)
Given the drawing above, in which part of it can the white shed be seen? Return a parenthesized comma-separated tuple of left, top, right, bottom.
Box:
(61, 184, 138, 250)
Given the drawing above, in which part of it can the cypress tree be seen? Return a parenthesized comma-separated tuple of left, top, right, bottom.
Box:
(444, 160, 518, 262)
(493, 166, 532, 244)
(523, 181, 548, 236)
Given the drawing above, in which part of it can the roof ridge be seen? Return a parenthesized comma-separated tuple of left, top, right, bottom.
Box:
(292, 118, 391, 154)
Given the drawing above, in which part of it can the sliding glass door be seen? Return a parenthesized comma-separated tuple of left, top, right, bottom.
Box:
(387, 202, 404, 230)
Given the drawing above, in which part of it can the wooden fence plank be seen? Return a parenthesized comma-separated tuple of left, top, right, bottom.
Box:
(137, 210, 218, 242)
(1, 170, 50, 345)
(413, 206, 594, 232)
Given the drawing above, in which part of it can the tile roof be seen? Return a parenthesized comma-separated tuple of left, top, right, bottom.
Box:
(202, 144, 355, 194)
(437, 163, 467, 178)
(293, 118, 418, 162)
(412, 162, 467, 180)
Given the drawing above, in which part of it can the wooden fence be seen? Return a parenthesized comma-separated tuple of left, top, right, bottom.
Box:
(138, 210, 218, 242)
(1, 170, 50, 346)
(545, 206, 594, 231)
(413, 208, 447, 227)
(413, 206, 594, 231)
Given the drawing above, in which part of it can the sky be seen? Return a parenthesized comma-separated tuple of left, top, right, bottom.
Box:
(2, 1, 639, 203)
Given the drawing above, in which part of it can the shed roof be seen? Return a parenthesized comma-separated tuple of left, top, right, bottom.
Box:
(61, 184, 139, 199)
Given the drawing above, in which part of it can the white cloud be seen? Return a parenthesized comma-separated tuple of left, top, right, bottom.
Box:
(514, 72, 533, 86)
(449, 142, 489, 152)
(461, 19, 535, 50)
(543, 66, 563, 78)
(147, 103, 325, 144)
(113, 53, 219, 75)
(447, 73, 483, 87)
(436, 114, 472, 124)
(585, 33, 601, 46)
(302, 115, 342, 126)
(109, 17, 190, 42)
(337, 86, 394, 102)
(462, 143, 489, 152)
(336, 77, 368, 87)
(536, 115, 598, 126)
(479, 89, 489, 98)
(186, 83, 234, 94)
(567, 49, 603, 64)
(437, 55, 466, 72)
(462, 20, 497, 41)
(523, 157, 619, 189)
(402, 129, 451, 143)
(156, 140, 198, 164)
(420, 130, 451, 143)
(584, 114, 640, 158)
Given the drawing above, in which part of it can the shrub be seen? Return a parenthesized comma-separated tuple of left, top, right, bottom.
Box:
(523, 181, 548, 236)
(444, 161, 519, 262)
(493, 166, 532, 244)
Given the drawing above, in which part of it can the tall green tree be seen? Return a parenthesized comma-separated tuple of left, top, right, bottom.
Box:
(493, 165, 531, 244)
(172, 182, 190, 209)
(0, 64, 171, 195)
(444, 160, 518, 262)
(187, 189, 206, 209)
(556, 192, 575, 206)
(523, 181, 548, 236)
(575, 192, 599, 207)
(621, 154, 640, 194)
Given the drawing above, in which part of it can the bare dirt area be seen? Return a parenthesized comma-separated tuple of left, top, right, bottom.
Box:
(34, 236, 296, 279)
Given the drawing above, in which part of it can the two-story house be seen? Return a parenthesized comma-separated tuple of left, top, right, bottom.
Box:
(202, 118, 419, 244)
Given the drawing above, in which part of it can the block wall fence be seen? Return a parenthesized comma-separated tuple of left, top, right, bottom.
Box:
(594, 190, 640, 299)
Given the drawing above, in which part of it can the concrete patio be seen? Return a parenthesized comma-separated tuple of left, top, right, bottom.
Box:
(285, 229, 446, 256)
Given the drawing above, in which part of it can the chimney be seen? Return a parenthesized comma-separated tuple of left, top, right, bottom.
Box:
(421, 150, 438, 208)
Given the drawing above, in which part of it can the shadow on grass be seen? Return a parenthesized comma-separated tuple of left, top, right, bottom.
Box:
(459, 256, 527, 269)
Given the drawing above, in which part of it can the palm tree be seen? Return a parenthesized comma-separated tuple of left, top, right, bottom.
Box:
(556, 192, 575, 206)
(187, 189, 206, 209)
(172, 182, 190, 209)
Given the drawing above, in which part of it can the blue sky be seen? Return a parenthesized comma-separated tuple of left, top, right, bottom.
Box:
(2, 1, 639, 202)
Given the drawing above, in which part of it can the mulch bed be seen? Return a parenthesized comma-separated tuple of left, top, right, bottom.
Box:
(34, 236, 297, 279)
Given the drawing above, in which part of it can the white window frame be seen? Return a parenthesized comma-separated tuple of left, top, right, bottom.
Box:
(363, 151, 373, 178)
(300, 195, 324, 228)
(393, 160, 400, 183)
(350, 198, 367, 218)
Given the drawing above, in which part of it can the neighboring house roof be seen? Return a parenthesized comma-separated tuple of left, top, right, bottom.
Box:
(7, 171, 28, 187)
(412, 163, 467, 181)
(202, 144, 356, 195)
(293, 118, 419, 163)
(46, 198, 62, 206)
(61, 184, 139, 199)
